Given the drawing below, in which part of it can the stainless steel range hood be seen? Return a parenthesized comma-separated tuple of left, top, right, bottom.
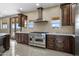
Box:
(34, 7, 48, 23)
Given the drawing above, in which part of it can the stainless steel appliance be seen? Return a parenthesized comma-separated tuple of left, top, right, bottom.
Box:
(75, 4, 79, 55)
(29, 32, 47, 48)
(34, 7, 48, 23)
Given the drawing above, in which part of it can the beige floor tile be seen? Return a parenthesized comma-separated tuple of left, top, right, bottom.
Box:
(2, 40, 73, 56)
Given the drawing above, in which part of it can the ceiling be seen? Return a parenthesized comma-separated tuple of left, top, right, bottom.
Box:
(0, 3, 60, 18)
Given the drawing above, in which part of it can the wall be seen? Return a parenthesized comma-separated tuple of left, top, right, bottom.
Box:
(0, 17, 10, 33)
(0, 17, 20, 33)
(0, 5, 74, 34)
(22, 5, 74, 34)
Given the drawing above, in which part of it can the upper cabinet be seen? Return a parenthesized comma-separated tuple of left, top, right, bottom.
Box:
(18, 14, 27, 27)
(60, 3, 76, 26)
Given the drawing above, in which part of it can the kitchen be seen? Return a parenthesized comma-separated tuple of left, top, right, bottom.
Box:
(0, 3, 78, 56)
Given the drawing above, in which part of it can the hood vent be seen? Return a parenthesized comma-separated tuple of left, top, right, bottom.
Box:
(34, 7, 48, 23)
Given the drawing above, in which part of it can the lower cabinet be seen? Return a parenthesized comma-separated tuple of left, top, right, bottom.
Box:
(15, 33, 29, 45)
(46, 35, 55, 50)
(55, 36, 65, 51)
(47, 35, 75, 54)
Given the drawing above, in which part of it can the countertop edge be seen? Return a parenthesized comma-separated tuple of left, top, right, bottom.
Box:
(0, 33, 10, 36)
(15, 32, 75, 37)
(47, 33, 75, 37)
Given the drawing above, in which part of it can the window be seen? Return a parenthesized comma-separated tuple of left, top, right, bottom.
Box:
(28, 20, 34, 29)
(11, 23, 15, 29)
(2, 23, 8, 29)
(11, 23, 20, 29)
(16, 23, 20, 29)
(51, 20, 61, 28)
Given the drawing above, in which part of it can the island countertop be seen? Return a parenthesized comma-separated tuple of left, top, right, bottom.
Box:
(0, 33, 9, 36)
(16, 32, 30, 34)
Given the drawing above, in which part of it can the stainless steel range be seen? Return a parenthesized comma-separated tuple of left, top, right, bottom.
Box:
(29, 32, 47, 48)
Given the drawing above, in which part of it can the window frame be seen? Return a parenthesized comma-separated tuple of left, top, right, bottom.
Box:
(2, 23, 8, 29)
(51, 20, 61, 28)
(28, 20, 34, 29)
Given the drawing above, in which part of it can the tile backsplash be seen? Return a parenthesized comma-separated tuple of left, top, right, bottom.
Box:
(22, 22, 74, 34)
(21, 6, 74, 34)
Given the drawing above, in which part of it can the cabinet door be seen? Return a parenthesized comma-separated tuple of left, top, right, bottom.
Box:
(15, 33, 19, 42)
(61, 4, 70, 26)
(19, 33, 25, 44)
(63, 36, 70, 53)
(18, 14, 27, 27)
(15, 33, 28, 45)
(22, 33, 24, 43)
(55, 36, 65, 51)
(64, 36, 75, 54)
(18, 34, 21, 43)
(61, 4, 76, 26)
(22, 34, 28, 44)
(22, 34, 25, 44)
(24, 34, 28, 44)
(47, 35, 55, 50)
(70, 4, 76, 26)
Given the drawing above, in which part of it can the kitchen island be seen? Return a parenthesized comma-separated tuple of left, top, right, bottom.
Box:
(0, 33, 10, 51)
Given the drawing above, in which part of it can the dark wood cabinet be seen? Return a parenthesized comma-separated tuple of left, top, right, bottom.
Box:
(18, 14, 27, 27)
(60, 3, 76, 26)
(3, 35, 10, 50)
(18, 14, 27, 31)
(55, 36, 65, 51)
(47, 35, 55, 50)
(70, 4, 76, 26)
(47, 35, 75, 54)
(63, 36, 75, 54)
(15, 33, 29, 45)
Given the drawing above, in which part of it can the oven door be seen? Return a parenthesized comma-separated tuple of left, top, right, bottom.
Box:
(34, 37, 45, 45)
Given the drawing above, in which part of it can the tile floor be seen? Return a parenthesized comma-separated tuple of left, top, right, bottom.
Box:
(2, 40, 73, 56)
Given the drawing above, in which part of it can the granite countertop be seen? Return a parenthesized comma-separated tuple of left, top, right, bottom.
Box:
(16, 32, 30, 34)
(47, 33, 75, 37)
(0, 33, 9, 36)
(16, 32, 75, 37)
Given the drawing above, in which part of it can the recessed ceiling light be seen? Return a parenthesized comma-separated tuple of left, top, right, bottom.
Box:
(36, 3, 40, 6)
(20, 8, 23, 11)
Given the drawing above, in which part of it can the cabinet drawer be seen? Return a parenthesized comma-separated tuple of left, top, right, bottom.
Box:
(47, 39, 55, 42)
(47, 40, 55, 44)
(47, 45, 55, 50)
(47, 44, 55, 47)
(47, 36, 55, 39)
(47, 34, 75, 54)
